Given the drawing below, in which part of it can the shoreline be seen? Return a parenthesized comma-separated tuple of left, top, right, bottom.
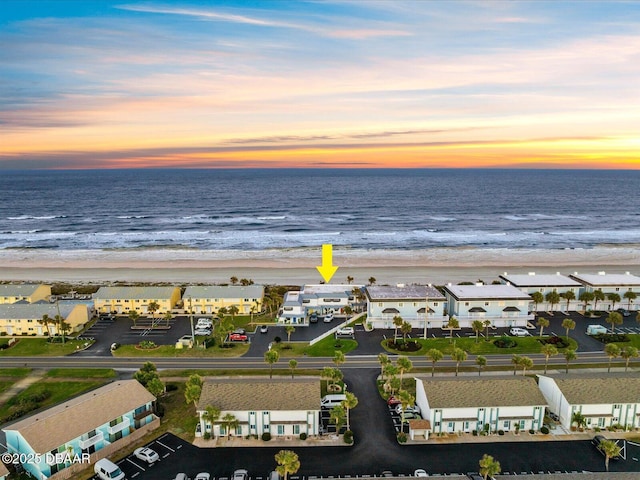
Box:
(1, 247, 639, 285)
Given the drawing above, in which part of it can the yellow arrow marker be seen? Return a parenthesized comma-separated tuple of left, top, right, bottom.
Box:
(316, 244, 339, 283)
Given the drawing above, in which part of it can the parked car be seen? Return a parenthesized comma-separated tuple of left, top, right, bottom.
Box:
(586, 325, 607, 335)
(381, 471, 394, 477)
(173, 474, 190, 480)
(196, 318, 212, 328)
(229, 333, 248, 342)
(194, 328, 212, 336)
(195, 473, 211, 480)
(467, 473, 484, 480)
(616, 308, 631, 317)
(233, 328, 246, 335)
(268, 471, 281, 480)
(509, 327, 529, 337)
(414, 469, 429, 477)
(335, 326, 354, 337)
(387, 396, 402, 406)
(110, 342, 120, 351)
(401, 412, 422, 421)
(309, 313, 318, 323)
(259, 325, 268, 333)
(94, 459, 125, 480)
(233, 469, 249, 480)
(395, 404, 420, 415)
(323, 313, 334, 323)
(133, 447, 159, 464)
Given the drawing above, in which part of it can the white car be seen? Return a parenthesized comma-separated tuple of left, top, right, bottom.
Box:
(196, 318, 212, 328)
(194, 328, 212, 336)
(414, 469, 429, 477)
(335, 326, 354, 337)
(323, 313, 334, 323)
(395, 404, 420, 415)
(233, 469, 249, 480)
(509, 327, 529, 337)
(133, 447, 159, 464)
(195, 473, 211, 480)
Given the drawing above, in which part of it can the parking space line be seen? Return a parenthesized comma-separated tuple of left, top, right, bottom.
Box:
(126, 458, 146, 471)
(155, 440, 175, 452)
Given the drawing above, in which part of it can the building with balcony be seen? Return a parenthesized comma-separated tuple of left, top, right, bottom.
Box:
(93, 286, 181, 315)
(0, 303, 90, 336)
(569, 272, 640, 311)
(2, 380, 158, 480)
(499, 272, 582, 312)
(196, 378, 320, 439)
(442, 283, 533, 328)
(0, 283, 51, 304)
(538, 373, 640, 431)
(365, 284, 447, 329)
(277, 284, 357, 325)
(183, 285, 264, 315)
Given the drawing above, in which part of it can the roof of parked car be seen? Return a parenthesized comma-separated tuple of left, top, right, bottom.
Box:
(197, 377, 320, 412)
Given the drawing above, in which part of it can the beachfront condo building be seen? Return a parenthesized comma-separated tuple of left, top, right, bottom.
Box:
(499, 272, 582, 312)
(411, 376, 547, 440)
(2, 380, 158, 480)
(538, 374, 640, 431)
(0, 303, 90, 336)
(278, 284, 357, 325)
(183, 285, 264, 315)
(569, 271, 640, 311)
(0, 283, 51, 304)
(196, 378, 320, 439)
(442, 283, 533, 328)
(93, 286, 181, 315)
(365, 284, 447, 329)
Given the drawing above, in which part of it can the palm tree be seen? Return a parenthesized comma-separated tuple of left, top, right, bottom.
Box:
(478, 454, 501, 480)
(201, 405, 220, 438)
(593, 289, 605, 311)
(333, 350, 346, 369)
(536, 317, 549, 338)
(426, 349, 443, 377)
(471, 320, 484, 343)
(53, 314, 67, 343)
(562, 290, 576, 312)
(39, 314, 53, 336)
(147, 301, 160, 323)
(220, 413, 239, 439)
(285, 325, 295, 342)
(620, 345, 638, 372)
(561, 318, 576, 339)
(483, 319, 492, 342)
(579, 291, 595, 311)
(571, 411, 586, 430)
(329, 404, 346, 433)
(184, 374, 203, 407)
(230, 276, 238, 285)
(624, 290, 637, 310)
(217, 306, 228, 319)
(530, 291, 543, 312)
(275, 450, 300, 480)
(600, 439, 622, 472)
(392, 315, 403, 341)
(545, 291, 560, 312)
(564, 349, 577, 373)
(519, 356, 533, 375)
(383, 364, 399, 395)
(607, 292, 621, 311)
(288, 359, 298, 378)
(264, 350, 280, 379)
(346, 275, 354, 284)
(400, 321, 412, 344)
(368, 277, 376, 286)
(541, 344, 558, 374)
(476, 355, 487, 376)
(228, 305, 239, 320)
(604, 343, 621, 372)
(447, 316, 459, 343)
(378, 353, 390, 379)
(396, 356, 413, 388)
(342, 391, 358, 430)
(511, 355, 522, 376)
(398, 389, 414, 425)
(605, 311, 623, 334)
(451, 347, 467, 376)
(163, 311, 172, 327)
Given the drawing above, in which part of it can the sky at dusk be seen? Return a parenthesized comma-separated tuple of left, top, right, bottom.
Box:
(1, 0, 640, 169)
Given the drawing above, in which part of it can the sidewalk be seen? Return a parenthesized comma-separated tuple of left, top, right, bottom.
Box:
(0, 369, 46, 404)
(408, 429, 634, 445)
(193, 434, 348, 448)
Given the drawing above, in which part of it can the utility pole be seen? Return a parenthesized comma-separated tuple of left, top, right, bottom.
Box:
(188, 296, 195, 348)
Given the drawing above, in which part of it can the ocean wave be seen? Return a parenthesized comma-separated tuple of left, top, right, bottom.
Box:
(7, 215, 68, 220)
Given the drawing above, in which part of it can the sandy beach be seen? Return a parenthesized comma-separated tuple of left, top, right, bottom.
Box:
(1, 246, 639, 285)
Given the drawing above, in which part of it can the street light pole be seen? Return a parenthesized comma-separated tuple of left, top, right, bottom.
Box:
(188, 296, 195, 347)
(423, 284, 431, 340)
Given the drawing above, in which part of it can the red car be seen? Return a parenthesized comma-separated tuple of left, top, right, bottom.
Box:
(229, 333, 248, 342)
(387, 396, 402, 406)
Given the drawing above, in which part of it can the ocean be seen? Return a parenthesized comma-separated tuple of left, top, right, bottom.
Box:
(1, 168, 639, 252)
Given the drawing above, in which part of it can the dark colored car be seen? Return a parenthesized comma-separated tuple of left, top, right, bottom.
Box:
(309, 313, 318, 323)
(616, 308, 630, 317)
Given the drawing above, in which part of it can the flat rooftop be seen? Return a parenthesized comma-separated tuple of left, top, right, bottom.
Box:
(443, 284, 531, 300)
(499, 272, 581, 287)
(366, 284, 445, 300)
(569, 271, 640, 286)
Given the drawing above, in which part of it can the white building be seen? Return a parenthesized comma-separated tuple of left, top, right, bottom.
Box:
(538, 374, 640, 431)
(442, 283, 533, 328)
(196, 378, 320, 438)
(499, 272, 582, 312)
(365, 284, 447, 329)
(278, 284, 357, 325)
(412, 376, 547, 440)
(569, 272, 640, 311)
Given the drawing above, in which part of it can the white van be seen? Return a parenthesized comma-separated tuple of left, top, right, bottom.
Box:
(94, 458, 126, 480)
(509, 327, 529, 337)
(586, 325, 607, 335)
(321, 394, 346, 409)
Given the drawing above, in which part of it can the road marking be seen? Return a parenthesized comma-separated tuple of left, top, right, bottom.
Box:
(155, 440, 175, 452)
(126, 458, 146, 471)
(162, 453, 170, 458)
(176, 444, 183, 449)
(132, 473, 140, 478)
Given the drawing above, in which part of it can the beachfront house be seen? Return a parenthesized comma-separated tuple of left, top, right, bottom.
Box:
(2, 380, 158, 480)
(538, 374, 640, 431)
(196, 378, 320, 439)
(278, 284, 357, 325)
(412, 376, 547, 440)
(0, 303, 90, 336)
(365, 284, 447, 330)
(93, 286, 181, 315)
(0, 283, 52, 304)
(499, 272, 582, 312)
(569, 272, 640, 311)
(442, 283, 533, 328)
(183, 285, 264, 315)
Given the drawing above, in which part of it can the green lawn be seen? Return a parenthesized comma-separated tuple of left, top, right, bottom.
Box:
(382, 335, 578, 356)
(611, 333, 640, 349)
(0, 368, 32, 377)
(269, 335, 358, 358)
(45, 368, 118, 378)
(0, 338, 92, 356)
(0, 380, 16, 396)
(113, 343, 250, 357)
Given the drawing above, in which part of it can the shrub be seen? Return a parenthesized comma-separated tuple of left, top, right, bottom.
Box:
(493, 336, 517, 348)
(261, 432, 271, 441)
(498, 430, 505, 435)
(299, 432, 307, 440)
(472, 430, 478, 436)
(540, 426, 549, 434)
(203, 432, 211, 440)
(343, 430, 354, 444)
(529, 429, 535, 434)
(273, 336, 282, 344)
(396, 432, 407, 443)
(138, 340, 157, 349)
(538, 336, 569, 348)
(593, 333, 630, 344)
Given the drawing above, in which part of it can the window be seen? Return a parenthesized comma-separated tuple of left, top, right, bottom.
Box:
(378, 303, 383, 307)
(615, 288, 620, 292)
(413, 302, 418, 307)
(433, 302, 438, 306)
(293, 425, 300, 435)
(485, 302, 490, 306)
(236, 425, 243, 435)
(398, 302, 404, 307)
(465, 302, 470, 306)
(503, 420, 510, 428)
(277, 425, 285, 435)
